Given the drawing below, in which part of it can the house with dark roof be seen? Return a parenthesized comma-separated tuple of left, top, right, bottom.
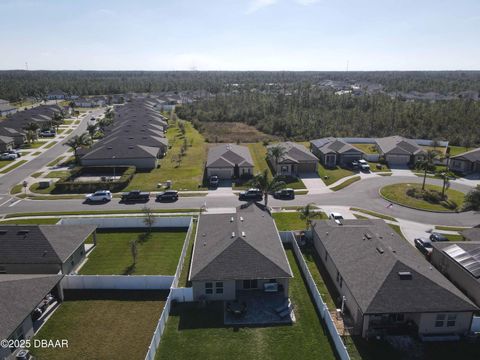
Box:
(431, 241, 480, 308)
(0, 135, 15, 152)
(189, 203, 293, 301)
(461, 227, 480, 242)
(0, 127, 26, 147)
(0, 225, 96, 275)
(450, 148, 480, 175)
(206, 143, 254, 179)
(267, 142, 318, 175)
(0, 274, 64, 359)
(310, 137, 364, 168)
(312, 219, 478, 339)
(375, 136, 426, 166)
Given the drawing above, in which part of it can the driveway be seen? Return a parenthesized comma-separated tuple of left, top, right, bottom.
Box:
(206, 180, 234, 197)
(299, 173, 331, 194)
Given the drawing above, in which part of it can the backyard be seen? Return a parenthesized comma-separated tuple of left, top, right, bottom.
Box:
(126, 120, 207, 191)
(79, 229, 187, 275)
(272, 211, 327, 231)
(317, 163, 355, 186)
(156, 249, 337, 360)
(32, 290, 167, 360)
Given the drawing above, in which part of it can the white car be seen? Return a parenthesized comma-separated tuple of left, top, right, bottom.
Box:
(329, 212, 344, 225)
(358, 159, 370, 171)
(85, 190, 112, 203)
(0, 152, 18, 160)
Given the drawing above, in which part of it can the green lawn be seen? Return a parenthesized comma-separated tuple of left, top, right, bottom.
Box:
(447, 146, 474, 157)
(32, 151, 42, 156)
(0, 218, 60, 224)
(21, 140, 47, 149)
(43, 140, 57, 149)
(10, 184, 23, 194)
(31, 171, 44, 178)
(0, 160, 28, 173)
(352, 143, 378, 154)
(63, 119, 74, 125)
(317, 163, 355, 186)
(246, 142, 306, 189)
(79, 230, 187, 275)
(156, 249, 337, 360)
(45, 170, 70, 178)
(350, 208, 397, 222)
(443, 234, 465, 241)
(272, 211, 327, 231)
(178, 220, 197, 287)
(32, 291, 166, 360)
(331, 176, 361, 191)
(367, 161, 391, 173)
(380, 183, 465, 212)
(126, 121, 207, 191)
(47, 156, 65, 167)
(65, 128, 74, 134)
(435, 225, 468, 231)
(0, 160, 15, 169)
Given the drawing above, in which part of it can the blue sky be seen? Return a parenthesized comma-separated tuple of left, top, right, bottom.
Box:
(1, 0, 479, 70)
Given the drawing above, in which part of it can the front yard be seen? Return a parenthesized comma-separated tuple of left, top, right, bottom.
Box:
(126, 120, 207, 191)
(32, 290, 167, 360)
(317, 163, 355, 186)
(156, 249, 337, 360)
(79, 229, 187, 275)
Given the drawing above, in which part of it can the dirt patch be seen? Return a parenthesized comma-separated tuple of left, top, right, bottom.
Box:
(199, 122, 278, 143)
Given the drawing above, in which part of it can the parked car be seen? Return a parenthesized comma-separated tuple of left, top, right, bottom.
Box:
(329, 212, 344, 225)
(39, 130, 56, 137)
(7, 149, 21, 157)
(121, 190, 150, 202)
(358, 159, 370, 171)
(0, 152, 17, 160)
(156, 190, 179, 201)
(85, 190, 112, 203)
(352, 160, 359, 168)
(414, 237, 433, 255)
(239, 188, 263, 201)
(430, 232, 449, 242)
(274, 188, 295, 200)
(209, 175, 219, 187)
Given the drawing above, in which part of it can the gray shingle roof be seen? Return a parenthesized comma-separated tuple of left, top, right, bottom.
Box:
(461, 228, 480, 242)
(0, 225, 96, 264)
(268, 142, 318, 164)
(189, 203, 293, 281)
(312, 219, 477, 314)
(376, 136, 425, 156)
(451, 148, 480, 162)
(206, 144, 254, 168)
(0, 274, 63, 340)
(310, 137, 364, 155)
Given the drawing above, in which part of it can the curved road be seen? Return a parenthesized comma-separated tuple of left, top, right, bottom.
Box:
(1, 174, 478, 227)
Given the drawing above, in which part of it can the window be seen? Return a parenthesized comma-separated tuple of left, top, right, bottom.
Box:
(243, 280, 258, 289)
(447, 314, 457, 327)
(205, 282, 213, 295)
(215, 282, 224, 294)
(435, 314, 446, 327)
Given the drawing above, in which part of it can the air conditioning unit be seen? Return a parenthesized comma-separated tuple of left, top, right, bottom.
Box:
(15, 349, 31, 360)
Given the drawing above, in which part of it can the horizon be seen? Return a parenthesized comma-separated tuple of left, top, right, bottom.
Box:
(1, 0, 479, 71)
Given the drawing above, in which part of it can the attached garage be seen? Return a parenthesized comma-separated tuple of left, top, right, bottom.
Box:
(339, 153, 363, 166)
(385, 154, 410, 165)
(296, 162, 318, 173)
(206, 167, 234, 179)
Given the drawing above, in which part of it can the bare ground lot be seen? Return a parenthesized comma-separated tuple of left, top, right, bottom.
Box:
(199, 121, 279, 143)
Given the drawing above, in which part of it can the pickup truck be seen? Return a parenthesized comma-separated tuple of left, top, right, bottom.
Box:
(239, 188, 263, 201)
(120, 190, 150, 202)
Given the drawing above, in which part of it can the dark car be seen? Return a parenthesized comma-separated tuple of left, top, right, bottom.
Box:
(430, 232, 449, 242)
(156, 190, 179, 201)
(239, 188, 263, 201)
(209, 175, 219, 188)
(274, 188, 295, 200)
(120, 190, 150, 202)
(414, 237, 433, 256)
(39, 130, 56, 137)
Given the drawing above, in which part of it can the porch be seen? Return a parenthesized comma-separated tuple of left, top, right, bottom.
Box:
(224, 290, 295, 326)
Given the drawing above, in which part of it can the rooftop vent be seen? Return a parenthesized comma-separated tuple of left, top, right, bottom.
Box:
(240, 216, 244, 222)
(398, 271, 412, 280)
(230, 217, 234, 222)
(376, 246, 384, 254)
(128, 146, 133, 149)
(364, 233, 372, 240)
(242, 231, 246, 237)
(107, 146, 113, 150)
(231, 232, 236, 238)
(43, 250, 48, 257)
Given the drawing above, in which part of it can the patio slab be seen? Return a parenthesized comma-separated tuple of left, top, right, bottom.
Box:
(224, 291, 295, 326)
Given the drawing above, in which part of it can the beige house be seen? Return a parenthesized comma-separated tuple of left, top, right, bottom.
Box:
(311, 219, 478, 340)
(205, 143, 254, 179)
(375, 136, 426, 166)
(188, 203, 292, 301)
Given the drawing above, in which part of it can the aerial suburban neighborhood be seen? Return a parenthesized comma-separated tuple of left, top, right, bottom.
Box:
(1, 1, 480, 360)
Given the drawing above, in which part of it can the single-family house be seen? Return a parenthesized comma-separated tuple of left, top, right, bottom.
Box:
(450, 148, 480, 175)
(189, 203, 293, 301)
(461, 227, 480, 242)
(311, 219, 478, 340)
(375, 136, 426, 166)
(206, 143, 254, 179)
(267, 142, 318, 175)
(0, 274, 64, 359)
(431, 241, 480, 307)
(0, 135, 15, 152)
(310, 137, 364, 168)
(0, 225, 96, 275)
(0, 127, 27, 147)
(47, 90, 66, 100)
(0, 102, 17, 116)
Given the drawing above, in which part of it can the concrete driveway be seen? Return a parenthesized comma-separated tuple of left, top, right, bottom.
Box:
(206, 180, 234, 197)
(299, 173, 331, 194)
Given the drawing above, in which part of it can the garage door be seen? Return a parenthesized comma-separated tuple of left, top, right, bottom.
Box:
(207, 167, 233, 179)
(297, 162, 317, 173)
(340, 154, 362, 165)
(386, 155, 410, 165)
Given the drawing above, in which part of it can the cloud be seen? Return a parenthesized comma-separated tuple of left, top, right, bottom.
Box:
(295, 0, 320, 5)
(246, 0, 278, 14)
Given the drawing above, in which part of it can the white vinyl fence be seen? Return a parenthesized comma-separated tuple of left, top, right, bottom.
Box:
(171, 217, 195, 288)
(145, 292, 173, 360)
(339, 137, 449, 148)
(280, 231, 351, 360)
(62, 275, 174, 290)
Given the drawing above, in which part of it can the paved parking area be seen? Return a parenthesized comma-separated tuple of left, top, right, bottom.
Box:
(299, 173, 331, 194)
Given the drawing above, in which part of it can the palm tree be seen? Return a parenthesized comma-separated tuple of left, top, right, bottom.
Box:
(298, 203, 320, 231)
(98, 117, 113, 132)
(65, 132, 92, 164)
(87, 124, 97, 137)
(267, 145, 287, 173)
(23, 122, 39, 143)
(250, 169, 286, 208)
(417, 150, 439, 190)
(464, 186, 480, 211)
